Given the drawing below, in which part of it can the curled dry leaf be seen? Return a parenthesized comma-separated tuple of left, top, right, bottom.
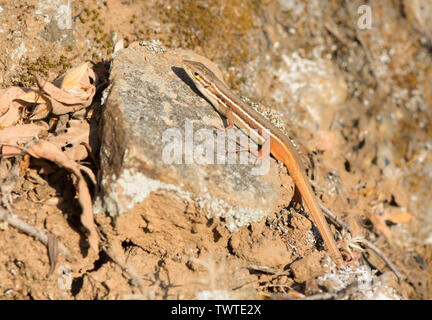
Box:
(0, 87, 25, 116)
(15, 89, 52, 120)
(35, 75, 86, 115)
(26, 140, 99, 251)
(48, 119, 90, 161)
(0, 87, 26, 127)
(55, 62, 96, 99)
(29, 103, 52, 120)
(0, 106, 20, 127)
(35, 62, 97, 115)
(0, 122, 49, 156)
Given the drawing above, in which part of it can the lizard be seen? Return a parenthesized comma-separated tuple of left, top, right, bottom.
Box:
(183, 59, 342, 262)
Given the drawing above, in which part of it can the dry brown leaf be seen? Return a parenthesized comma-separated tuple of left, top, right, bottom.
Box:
(55, 63, 90, 89)
(0, 87, 27, 126)
(50, 99, 86, 115)
(0, 105, 21, 127)
(386, 211, 412, 224)
(0, 122, 49, 156)
(26, 140, 99, 251)
(365, 207, 411, 239)
(15, 89, 46, 104)
(0, 87, 25, 116)
(55, 62, 96, 99)
(29, 103, 52, 120)
(35, 63, 96, 115)
(36, 75, 86, 105)
(0, 122, 49, 142)
(48, 119, 90, 161)
(15, 89, 53, 120)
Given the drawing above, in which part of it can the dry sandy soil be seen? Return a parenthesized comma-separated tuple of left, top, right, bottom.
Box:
(0, 0, 431, 300)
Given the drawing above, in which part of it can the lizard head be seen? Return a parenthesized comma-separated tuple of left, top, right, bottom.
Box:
(183, 59, 216, 90)
(182, 59, 229, 114)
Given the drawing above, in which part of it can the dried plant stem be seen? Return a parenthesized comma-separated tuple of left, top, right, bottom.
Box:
(319, 201, 405, 282)
(319, 201, 350, 230)
(0, 207, 72, 259)
(360, 238, 405, 282)
(102, 247, 145, 294)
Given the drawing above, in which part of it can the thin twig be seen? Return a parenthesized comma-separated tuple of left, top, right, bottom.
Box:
(247, 264, 290, 277)
(0, 207, 73, 260)
(102, 247, 145, 294)
(360, 238, 405, 282)
(324, 22, 350, 47)
(319, 200, 350, 230)
(79, 164, 97, 186)
(318, 202, 405, 282)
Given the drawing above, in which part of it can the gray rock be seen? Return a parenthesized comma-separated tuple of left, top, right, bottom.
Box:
(99, 43, 280, 231)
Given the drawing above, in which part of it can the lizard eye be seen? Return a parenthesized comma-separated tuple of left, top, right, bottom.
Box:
(193, 72, 199, 77)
